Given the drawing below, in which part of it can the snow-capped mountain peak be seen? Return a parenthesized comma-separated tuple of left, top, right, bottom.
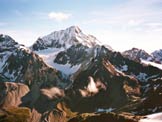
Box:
(0, 34, 19, 48)
(122, 47, 162, 70)
(122, 47, 153, 62)
(152, 49, 162, 63)
(0, 34, 29, 52)
(31, 26, 102, 50)
(31, 26, 113, 76)
(66, 25, 82, 34)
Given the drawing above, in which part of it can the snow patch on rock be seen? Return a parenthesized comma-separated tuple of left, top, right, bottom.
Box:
(141, 59, 162, 70)
(96, 108, 115, 113)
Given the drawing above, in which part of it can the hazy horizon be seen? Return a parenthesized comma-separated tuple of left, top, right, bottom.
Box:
(0, 0, 162, 53)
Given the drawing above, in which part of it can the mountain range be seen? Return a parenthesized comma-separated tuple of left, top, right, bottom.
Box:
(0, 26, 162, 122)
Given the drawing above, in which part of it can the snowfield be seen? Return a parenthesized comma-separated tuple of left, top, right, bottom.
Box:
(141, 59, 162, 70)
(139, 112, 162, 122)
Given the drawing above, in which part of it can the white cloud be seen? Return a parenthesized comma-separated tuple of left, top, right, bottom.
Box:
(48, 12, 71, 22)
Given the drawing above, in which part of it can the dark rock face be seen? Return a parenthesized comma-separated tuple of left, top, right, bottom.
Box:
(1, 47, 65, 87)
(99, 48, 162, 81)
(65, 59, 140, 113)
(68, 112, 139, 122)
(54, 44, 89, 65)
(132, 78, 162, 115)
(0, 74, 8, 82)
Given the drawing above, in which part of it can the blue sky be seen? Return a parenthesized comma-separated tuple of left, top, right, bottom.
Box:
(0, 0, 162, 52)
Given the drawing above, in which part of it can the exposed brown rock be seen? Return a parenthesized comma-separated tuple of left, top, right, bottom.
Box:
(0, 82, 29, 108)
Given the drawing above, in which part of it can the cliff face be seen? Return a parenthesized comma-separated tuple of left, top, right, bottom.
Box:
(0, 82, 29, 108)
